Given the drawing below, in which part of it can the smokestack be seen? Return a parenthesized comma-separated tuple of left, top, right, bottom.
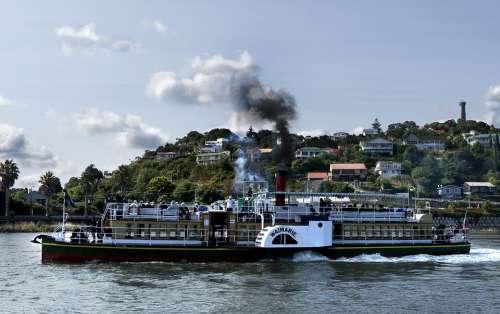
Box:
(459, 101, 466, 122)
(275, 167, 286, 206)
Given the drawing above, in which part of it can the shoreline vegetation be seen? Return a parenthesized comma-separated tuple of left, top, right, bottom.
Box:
(0, 222, 76, 233)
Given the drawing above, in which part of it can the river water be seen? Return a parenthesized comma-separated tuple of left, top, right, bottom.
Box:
(1, 233, 499, 314)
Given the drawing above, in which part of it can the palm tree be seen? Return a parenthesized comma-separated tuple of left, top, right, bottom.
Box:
(0, 160, 20, 217)
(39, 171, 62, 216)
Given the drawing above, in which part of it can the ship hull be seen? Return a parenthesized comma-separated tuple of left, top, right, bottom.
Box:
(41, 240, 471, 263)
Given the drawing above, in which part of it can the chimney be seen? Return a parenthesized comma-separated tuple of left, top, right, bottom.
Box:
(459, 101, 466, 122)
(275, 166, 286, 206)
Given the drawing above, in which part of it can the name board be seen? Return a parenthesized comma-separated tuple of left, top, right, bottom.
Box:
(270, 226, 297, 238)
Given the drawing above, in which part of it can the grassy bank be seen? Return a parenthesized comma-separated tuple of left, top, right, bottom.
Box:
(0, 222, 63, 233)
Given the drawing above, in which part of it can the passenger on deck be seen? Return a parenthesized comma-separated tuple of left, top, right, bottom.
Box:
(226, 196, 235, 212)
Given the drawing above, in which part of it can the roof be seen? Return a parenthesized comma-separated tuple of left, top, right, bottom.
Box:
(259, 148, 273, 154)
(298, 146, 321, 151)
(330, 163, 367, 170)
(361, 137, 393, 144)
(464, 182, 495, 187)
(307, 172, 329, 180)
(321, 147, 339, 153)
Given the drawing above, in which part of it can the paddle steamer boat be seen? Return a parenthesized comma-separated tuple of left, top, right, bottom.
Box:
(36, 190, 471, 263)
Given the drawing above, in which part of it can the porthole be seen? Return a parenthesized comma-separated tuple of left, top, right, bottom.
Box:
(318, 222, 323, 228)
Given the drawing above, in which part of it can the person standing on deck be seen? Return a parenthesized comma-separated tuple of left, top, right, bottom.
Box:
(226, 196, 235, 212)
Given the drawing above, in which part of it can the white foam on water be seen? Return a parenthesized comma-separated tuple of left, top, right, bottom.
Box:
(291, 251, 330, 263)
(335, 247, 500, 264)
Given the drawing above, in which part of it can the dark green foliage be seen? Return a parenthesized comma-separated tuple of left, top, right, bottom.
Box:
(146, 176, 176, 201)
(196, 184, 223, 204)
(319, 181, 354, 193)
(173, 180, 196, 202)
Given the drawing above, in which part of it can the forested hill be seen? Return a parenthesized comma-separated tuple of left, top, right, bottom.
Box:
(4, 118, 500, 216)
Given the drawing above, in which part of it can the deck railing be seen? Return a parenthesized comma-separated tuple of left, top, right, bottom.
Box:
(53, 223, 468, 247)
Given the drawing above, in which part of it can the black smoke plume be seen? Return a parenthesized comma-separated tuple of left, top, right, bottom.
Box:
(230, 74, 297, 167)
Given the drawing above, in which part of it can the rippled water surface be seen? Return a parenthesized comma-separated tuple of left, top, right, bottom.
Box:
(1, 233, 500, 313)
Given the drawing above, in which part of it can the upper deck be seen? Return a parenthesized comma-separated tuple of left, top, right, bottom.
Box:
(103, 191, 430, 225)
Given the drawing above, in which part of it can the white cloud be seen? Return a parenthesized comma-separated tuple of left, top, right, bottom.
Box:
(485, 84, 500, 126)
(146, 51, 256, 105)
(0, 95, 14, 108)
(0, 123, 57, 168)
(55, 23, 138, 55)
(75, 108, 168, 149)
(75, 108, 124, 134)
(144, 20, 169, 34)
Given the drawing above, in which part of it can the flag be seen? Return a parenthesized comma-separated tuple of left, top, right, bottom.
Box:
(63, 189, 75, 207)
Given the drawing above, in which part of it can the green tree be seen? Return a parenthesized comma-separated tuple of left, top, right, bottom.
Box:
(0, 160, 20, 216)
(113, 165, 130, 196)
(172, 180, 195, 202)
(195, 184, 222, 204)
(319, 181, 354, 193)
(411, 155, 443, 194)
(372, 118, 382, 133)
(80, 164, 104, 217)
(146, 176, 176, 201)
(38, 171, 62, 216)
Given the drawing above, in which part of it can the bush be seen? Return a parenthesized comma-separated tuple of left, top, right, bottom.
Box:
(319, 181, 354, 193)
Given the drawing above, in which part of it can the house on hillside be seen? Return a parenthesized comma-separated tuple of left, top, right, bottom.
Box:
(155, 152, 178, 161)
(359, 138, 393, 155)
(199, 138, 228, 153)
(329, 163, 367, 181)
(463, 182, 496, 196)
(403, 134, 445, 151)
(307, 172, 329, 181)
(196, 151, 230, 165)
(331, 132, 349, 141)
(362, 128, 379, 136)
(463, 132, 499, 148)
(374, 161, 401, 178)
(320, 147, 339, 156)
(437, 185, 462, 199)
(296, 147, 321, 160)
(258, 148, 273, 160)
(22, 191, 48, 207)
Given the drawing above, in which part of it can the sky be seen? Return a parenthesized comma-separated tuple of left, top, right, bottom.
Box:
(1, 0, 500, 187)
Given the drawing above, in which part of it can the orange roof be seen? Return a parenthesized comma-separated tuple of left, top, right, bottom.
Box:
(330, 163, 367, 170)
(307, 172, 329, 180)
(259, 148, 273, 153)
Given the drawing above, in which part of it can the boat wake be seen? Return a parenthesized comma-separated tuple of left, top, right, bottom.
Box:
(335, 247, 500, 264)
(291, 251, 330, 262)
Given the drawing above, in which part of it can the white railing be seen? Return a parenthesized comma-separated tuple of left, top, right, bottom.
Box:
(53, 225, 263, 247)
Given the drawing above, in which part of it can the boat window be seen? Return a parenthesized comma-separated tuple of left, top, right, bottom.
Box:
(272, 234, 297, 245)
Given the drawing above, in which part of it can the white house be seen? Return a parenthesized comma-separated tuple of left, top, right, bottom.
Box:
(463, 132, 499, 148)
(196, 151, 230, 165)
(403, 134, 445, 151)
(374, 161, 401, 178)
(359, 138, 393, 155)
(295, 147, 321, 160)
(199, 138, 228, 153)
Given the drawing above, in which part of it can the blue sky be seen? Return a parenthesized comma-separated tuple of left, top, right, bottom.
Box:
(1, 0, 500, 186)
